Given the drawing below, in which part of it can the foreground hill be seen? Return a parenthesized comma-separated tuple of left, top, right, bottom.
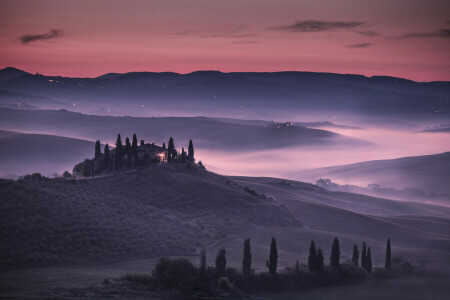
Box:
(0, 163, 296, 267)
(0, 130, 94, 177)
(1, 68, 448, 119)
(293, 152, 450, 195)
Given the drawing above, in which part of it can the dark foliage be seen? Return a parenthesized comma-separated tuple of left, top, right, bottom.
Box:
(215, 248, 226, 277)
(188, 139, 195, 162)
(330, 237, 340, 268)
(366, 247, 373, 273)
(269, 237, 278, 275)
(308, 240, 317, 271)
(352, 244, 359, 266)
(385, 238, 391, 269)
(361, 242, 367, 270)
(95, 140, 101, 159)
(243, 238, 252, 277)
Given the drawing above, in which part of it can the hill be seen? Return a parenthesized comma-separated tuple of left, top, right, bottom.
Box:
(0, 68, 448, 119)
(293, 152, 450, 195)
(0, 67, 29, 83)
(0, 130, 95, 177)
(0, 163, 296, 267)
(0, 108, 352, 152)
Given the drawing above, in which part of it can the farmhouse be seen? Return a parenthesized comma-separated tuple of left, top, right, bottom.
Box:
(138, 143, 167, 162)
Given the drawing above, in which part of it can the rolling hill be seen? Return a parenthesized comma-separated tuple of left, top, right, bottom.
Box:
(293, 152, 450, 195)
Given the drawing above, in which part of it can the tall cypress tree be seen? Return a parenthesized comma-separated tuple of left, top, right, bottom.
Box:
(167, 137, 176, 162)
(361, 242, 367, 270)
(200, 248, 206, 274)
(308, 240, 317, 271)
(316, 248, 324, 271)
(132, 133, 138, 165)
(243, 238, 252, 277)
(269, 237, 278, 275)
(125, 137, 131, 168)
(296, 260, 299, 272)
(104, 144, 110, 170)
(95, 140, 101, 159)
(188, 139, 195, 162)
(140, 139, 145, 146)
(366, 247, 373, 273)
(215, 248, 226, 276)
(352, 244, 359, 266)
(385, 238, 391, 269)
(330, 237, 340, 268)
(115, 134, 123, 170)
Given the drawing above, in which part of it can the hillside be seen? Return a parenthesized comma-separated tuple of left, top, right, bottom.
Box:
(0, 68, 448, 119)
(0, 108, 352, 152)
(0, 130, 95, 177)
(0, 163, 296, 268)
(293, 152, 450, 195)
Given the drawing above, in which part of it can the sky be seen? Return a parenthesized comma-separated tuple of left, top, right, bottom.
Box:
(0, 0, 449, 81)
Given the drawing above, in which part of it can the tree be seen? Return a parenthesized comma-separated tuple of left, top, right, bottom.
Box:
(162, 142, 166, 148)
(295, 260, 299, 272)
(115, 134, 123, 170)
(104, 144, 110, 170)
(330, 237, 340, 268)
(95, 140, 101, 159)
(269, 237, 278, 275)
(366, 247, 373, 273)
(243, 238, 252, 277)
(200, 248, 206, 274)
(125, 137, 131, 168)
(385, 238, 391, 269)
(352, 244, 359, 266)
(180, 147, 187, 163)
(188, 139, 195, 162)
(132, 134, 138, 165)
(167, 137, 177, 162)
(361, 242, 367, 270)
(308, 240, 317, 271)
(215, 248, 226, 276)
(316, 248, 324, 271)
(140, 139, 145, 146)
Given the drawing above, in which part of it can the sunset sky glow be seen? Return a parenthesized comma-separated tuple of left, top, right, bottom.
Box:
(0, 0, 449, 81)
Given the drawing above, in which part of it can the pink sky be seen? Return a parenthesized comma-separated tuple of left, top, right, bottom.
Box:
(0, 0, 449, 81)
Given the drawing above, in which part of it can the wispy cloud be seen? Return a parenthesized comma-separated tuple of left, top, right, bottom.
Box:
(397, 29, 450, 39)
(357, 30, 380, 37)
(346, 42, 372, 48)
(20, 29, 63, 44)
(270, 20, 366, 32)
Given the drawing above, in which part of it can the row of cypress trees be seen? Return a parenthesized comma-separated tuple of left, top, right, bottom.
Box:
(207, 237, 392, 276)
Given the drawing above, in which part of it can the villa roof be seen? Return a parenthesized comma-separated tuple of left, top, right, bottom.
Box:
(138, 143, 165, 151)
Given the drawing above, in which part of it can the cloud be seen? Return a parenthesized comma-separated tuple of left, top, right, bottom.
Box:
(346, 42, 372, 48)
(270, 20, 365, 32)
(397, 29, 450, 39)
(20, 29, 63, 44)
(357, 30, 380, 37)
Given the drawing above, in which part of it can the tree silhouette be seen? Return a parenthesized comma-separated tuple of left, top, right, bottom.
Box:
(243, 238, 252, 277)
(296, 260, 299, 272)
(215, 248, 226, 276)
(115, 134, 123, 170)
(361, 242, 367, 270)
(385, 238, 391, 269)
(188, 139, 195, 162)
(95, 140, 101, 159)
(140, 139, 144, 146)
(180, 147, 187, 163)
(269, 237, 278, 275)
(316, 248, 324, 271)
(330, 237, 340, 268)
(366, 247, 373, 273)
(200, 248, 206, 274)
(125, 137, 131, 168)
(352, 244, 359, 266)
(167, 137, 176, 162)
(308, 240, 317, 271)
(132, 133, 138, 165)
(104, 144, 110, 170)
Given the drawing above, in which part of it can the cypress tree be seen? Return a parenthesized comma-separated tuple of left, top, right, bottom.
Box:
(215, 248, 226, 276)
(95, 140, 101, 159)
(132, 134, 138, 165)
(167, 137, 176, 162)
(330, 237, 340, 268)
(296, 260, 299, 272)
(115, 134, 123, 170)
(243, 238, 252, 277)
(140, 139, 144, 146)
(352, 244, 359, 266)
(367, 247, 373, 273)
(200, 248, 206, 274)
(104, 144, 110, 170)
(162, 142, 166, 148)
(361, 242, 367, 270)
(125, 137, 131, 168)
(308, 240, 317, 271)
(385, 238, 391, 269)
(180, 147, 187, 162)
(269, 237, 278, 275)
(188, 139, 195, 161)
(316, 248, 324, 271)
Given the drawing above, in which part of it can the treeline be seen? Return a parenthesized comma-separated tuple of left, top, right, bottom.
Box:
(125, 237, 411, 298)
(74, 134, 195, 176)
